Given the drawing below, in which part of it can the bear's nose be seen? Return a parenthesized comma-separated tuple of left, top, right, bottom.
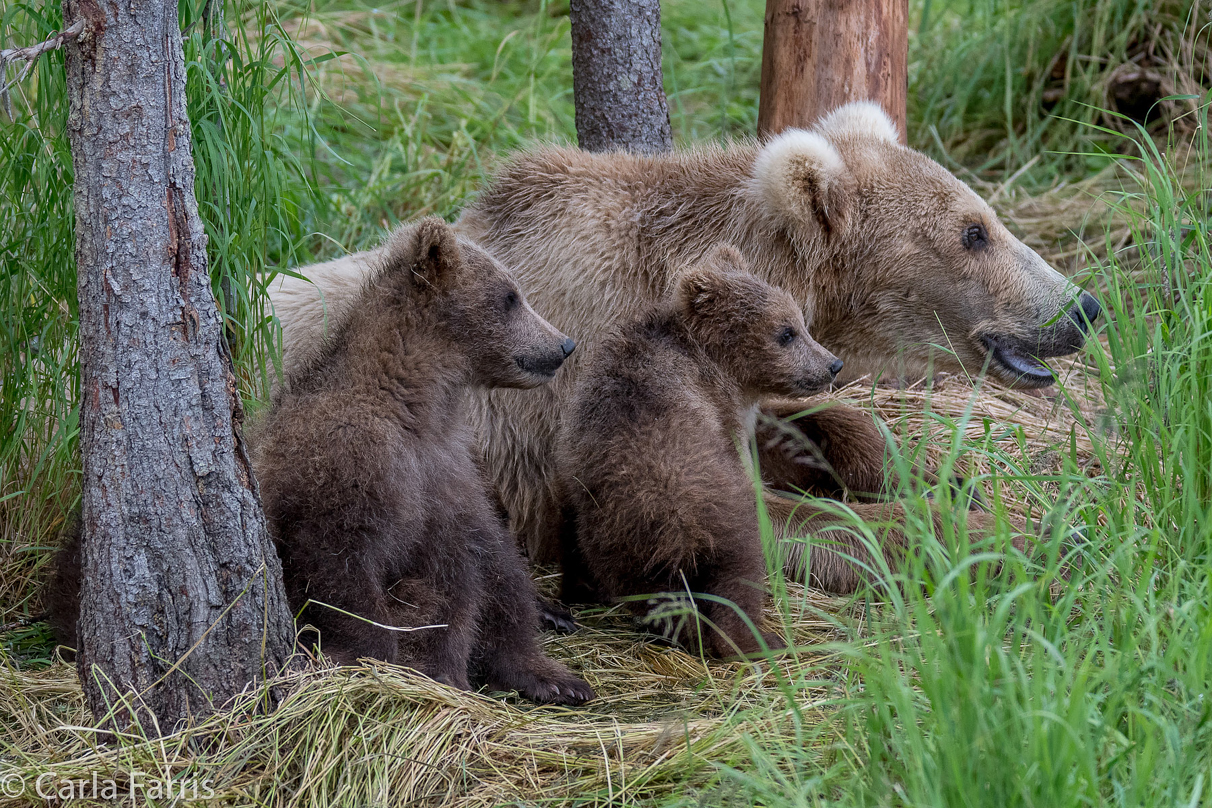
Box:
(1079, 293, 1102, 328)
(828, 358, 844, 378)
(560, 338, 577, 358)
(1067, 292, 1102, 333)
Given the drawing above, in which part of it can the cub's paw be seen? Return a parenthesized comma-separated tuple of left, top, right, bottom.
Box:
(491, 658, 595, 706)
(537, 597, 579, 634)
(429, 670, 472, 691)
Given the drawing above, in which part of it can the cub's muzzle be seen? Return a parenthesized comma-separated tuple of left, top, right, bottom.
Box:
(516, 342, 572, 379)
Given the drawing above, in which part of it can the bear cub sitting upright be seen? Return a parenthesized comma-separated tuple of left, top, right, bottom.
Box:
(254, 218, 593, 705)
(557, 245, 842, 658)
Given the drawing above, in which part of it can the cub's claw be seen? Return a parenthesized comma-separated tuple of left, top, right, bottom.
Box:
(485, 657, 595, 706)
(517, 666, 595, 706)
(537, 597, 579, 634)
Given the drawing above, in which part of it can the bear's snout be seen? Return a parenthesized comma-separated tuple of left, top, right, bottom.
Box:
(795, 353, 843, 394)
(515, 343, 570, 379)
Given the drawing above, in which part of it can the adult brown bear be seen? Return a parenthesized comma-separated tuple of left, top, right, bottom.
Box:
(270, 102, 1100, 592)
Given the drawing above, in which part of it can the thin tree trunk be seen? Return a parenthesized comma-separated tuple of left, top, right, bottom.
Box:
(62, 0, 295, 733)
(757, 0, 908, 141)
(569, 0, 672, 154)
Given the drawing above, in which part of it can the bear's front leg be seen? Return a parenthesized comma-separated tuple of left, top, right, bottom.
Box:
(763, 491, 1023, 593)
(755, 401, 898, 500)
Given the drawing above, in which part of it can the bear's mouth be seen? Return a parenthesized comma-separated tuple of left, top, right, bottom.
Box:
(976, 293, 1101, 389)
(980, 335, 1055, 388)
(514, 354, 563, 380)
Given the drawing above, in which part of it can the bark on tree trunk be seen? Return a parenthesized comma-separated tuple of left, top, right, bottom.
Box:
(757, 0, 908, 141)
(569, 0, 673, 154)
(62, 0, 296, 733)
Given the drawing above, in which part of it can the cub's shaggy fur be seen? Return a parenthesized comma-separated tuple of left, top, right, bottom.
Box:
(557, 247, 842, 656)
(254, 218, 592, 704)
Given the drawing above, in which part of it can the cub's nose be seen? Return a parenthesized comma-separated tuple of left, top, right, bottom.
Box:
(561, 338, 577, 358)
(1067, 292, 1102, 333)
(828, 358, 844, 378)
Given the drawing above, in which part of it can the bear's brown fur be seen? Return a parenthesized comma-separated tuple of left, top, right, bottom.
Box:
(269, 102, 1100, 591)
(557, 247, 843, 656)
(253, 218, 592, 704)
(46, 516, 82, 655)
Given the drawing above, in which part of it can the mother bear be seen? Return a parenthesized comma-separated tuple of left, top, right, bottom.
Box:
(272, 102, 1099, 593)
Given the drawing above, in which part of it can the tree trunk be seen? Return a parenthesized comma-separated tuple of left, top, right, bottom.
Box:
(62, 0, 296, 733)
(757, 0, 908, 141)
(569, 0, 673, 154)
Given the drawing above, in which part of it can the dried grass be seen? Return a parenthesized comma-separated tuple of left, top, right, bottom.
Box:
(0, 361, 1115, 806)
(0, 589, 851, 806)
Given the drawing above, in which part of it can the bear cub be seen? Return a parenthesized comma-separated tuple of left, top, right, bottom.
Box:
(254, 218, 593, 705)
(557, 245, 842, 658)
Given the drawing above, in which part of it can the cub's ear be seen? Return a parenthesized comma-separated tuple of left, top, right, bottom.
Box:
(677, 264, 741, 321)
(815, 101, 900, 145)
(752, 129, 854, 237)
(403, 217, 461, 292)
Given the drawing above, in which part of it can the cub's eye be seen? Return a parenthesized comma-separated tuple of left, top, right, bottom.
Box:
(962, 223, 989, 251)
(778, 327, 797, 347)
(503, 290, 520, 311)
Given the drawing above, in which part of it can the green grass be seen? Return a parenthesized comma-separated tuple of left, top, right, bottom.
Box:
(730, 115, 1212, 806)
(1, 1, 81, 622)
(1, 0, 1211, 804)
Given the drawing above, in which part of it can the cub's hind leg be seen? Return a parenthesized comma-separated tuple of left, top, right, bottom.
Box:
(471, 519, 595, 706)
(692, 533, 787, 659)
(388, 517, 482, 691)
(388, 571, 478, 691)
(282, 525, 400, 666)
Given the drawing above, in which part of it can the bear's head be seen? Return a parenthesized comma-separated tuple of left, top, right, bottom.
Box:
(678, 245, 843, 398)
(388, 218, 576, 389)
(750, 102, 1101, 389)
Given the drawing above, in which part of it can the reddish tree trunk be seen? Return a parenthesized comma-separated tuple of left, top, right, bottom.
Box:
(757, 0, 908, 141)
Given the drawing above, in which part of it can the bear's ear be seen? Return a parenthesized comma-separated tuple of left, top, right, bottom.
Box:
(752, 129, 854, 237)
(815, 101, 900, 144)
(408, 217, 461, 292)
(677, 263, 741, 322)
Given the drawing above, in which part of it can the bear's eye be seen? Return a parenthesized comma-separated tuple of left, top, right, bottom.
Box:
(503, 290, 520, 311)
(778, 327, 797, 347)
(962, 223, 989, 251)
